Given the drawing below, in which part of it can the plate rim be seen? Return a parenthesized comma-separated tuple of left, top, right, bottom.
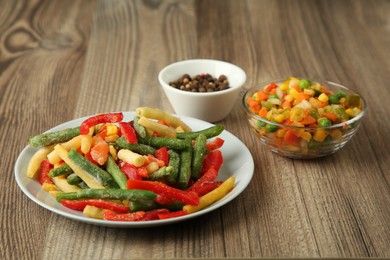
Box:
(14, 112, 254, 228)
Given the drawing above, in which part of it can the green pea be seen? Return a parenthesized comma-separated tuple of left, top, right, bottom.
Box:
(266, 123, 278, 132)
(318, 118, 332, 127)
(335, 91, 347, 99)
(257, 120, 266, 128)
(328, 95, 339, 104)
(298, 79, 311, 89)
(268, 94, 279, 99)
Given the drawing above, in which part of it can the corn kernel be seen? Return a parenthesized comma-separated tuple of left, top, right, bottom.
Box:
(318, 93, 329, 103)
(290, 107, 304, 122)
(313, 128, 328, 142)
(289, 88, 299, 99)
(276, 128, 287, 138)
(329, 129, 343, 139)
(105, 134, 119, 143)
(296, 130, 312, 142)
(106, 123, 118, 135)
(303, 88, 315, 96)
(346, 107, 361, 117)
(280, 83, 289, 91)
(274, 114, 285, 123)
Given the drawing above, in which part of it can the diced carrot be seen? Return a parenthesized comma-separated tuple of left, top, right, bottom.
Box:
(301, 115, 317, 125)
(282, 100, 292, 108)
(258, 107, 268, 118)
(257, 90, 269, 101)
(295, 92, 310, 103)
(247, 97, 260, 113)
(90, 141, 109, 165)
(322, 112, 338, 121)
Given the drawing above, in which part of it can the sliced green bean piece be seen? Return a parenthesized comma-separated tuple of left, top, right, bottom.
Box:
(115, 137, 156, 155)
(29, 127, 80, 147)
(55, 189, 156, 201)
(138, 136, 191, 150)
(191, 134, 207, 179)
(147, 166, 174, 181)
(177, 144, 192, 189)
(66, 173, 83, 185)
(68, 148, 119, 189)
(133, 116, 147, 138)
(176, 125, 224, 140)
(49, 164, 73, 178)
(105, 156, 128, 189)
(166, 150, 180, 185)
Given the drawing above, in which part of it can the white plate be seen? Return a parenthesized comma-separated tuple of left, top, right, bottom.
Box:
(14, 112, 254, 228)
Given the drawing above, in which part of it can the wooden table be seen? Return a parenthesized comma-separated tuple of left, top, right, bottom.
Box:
(1, 0, 389, 259)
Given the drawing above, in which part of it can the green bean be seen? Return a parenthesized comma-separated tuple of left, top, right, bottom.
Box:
(29, 127, 80, 147)
(191, 134, 207, 179)
(177, 145, 192, 189)
(66, 173, 83, 185)
(49, 164, 73, 178)
(133, 116, 147, 138)
(147, 166, 174, 181)
(176, 125, 224, 140)
(55, 189, 156, 201)
(138, 136, 191, 150)
(129, 200, 184, 212)
(166, 150, 180, 185)
(105, 156, 128, 189)
(115, 136, 156, 155)
(68, 148, 119, 189)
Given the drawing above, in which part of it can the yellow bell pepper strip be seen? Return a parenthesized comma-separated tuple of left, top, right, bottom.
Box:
(127, 180, 199, 206)
(26, 145, 54, 178)
(102, 209, 145, 221)
(60, 199, 130, 213)
(183, 176, 235, 214)
(80, 112, 124, 135)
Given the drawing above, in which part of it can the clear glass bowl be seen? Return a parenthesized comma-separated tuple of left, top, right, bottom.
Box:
(242, 79, 367, 159)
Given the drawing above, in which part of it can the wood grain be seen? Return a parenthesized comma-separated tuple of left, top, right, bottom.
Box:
(1, 0, 389, 259)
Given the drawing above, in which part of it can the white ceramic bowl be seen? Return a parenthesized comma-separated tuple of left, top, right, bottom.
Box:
(158, 59, 247, 122)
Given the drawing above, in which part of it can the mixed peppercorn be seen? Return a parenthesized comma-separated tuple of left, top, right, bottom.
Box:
(169, 73, 230, 92)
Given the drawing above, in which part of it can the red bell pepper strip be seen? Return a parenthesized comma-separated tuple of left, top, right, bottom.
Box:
(142, 208, 170, 221)
(80, 112, 124, 135)
(38, 159, 53, 185)
(188, 167, 218, 194)
(200, 150, 223, 175)
(154, 147, 169, 166)
(119, 122, 138, 144)
(193, 181, 223, 196)
(119, 161, 142, 180)
(157, 210, 188, 220)
(206, 138, 225, 150)
(127, 180, 199, 206)
(102, 209, 145, 221)
(154, 194, 174, 205)
(60, 199, 130, 213)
